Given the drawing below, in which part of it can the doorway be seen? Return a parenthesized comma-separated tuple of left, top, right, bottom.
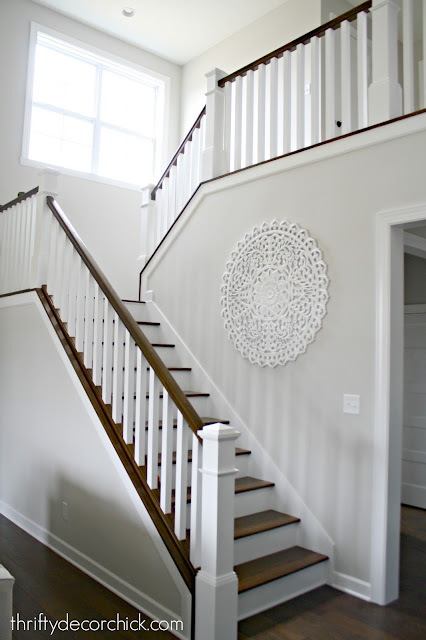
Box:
(371, 205, 426, 606)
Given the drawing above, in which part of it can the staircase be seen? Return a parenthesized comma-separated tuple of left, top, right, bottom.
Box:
(2, 2, 424, 637)
(122, 298, 329, 621)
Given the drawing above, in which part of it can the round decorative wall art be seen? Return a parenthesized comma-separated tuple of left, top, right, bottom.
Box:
(220, 220, 329, 367)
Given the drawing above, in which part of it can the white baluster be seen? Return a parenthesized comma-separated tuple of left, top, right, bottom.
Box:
(67, 247, 79, 337)
(10, 204, 19, 292)
(53, 226, 65, 306)
(244, 69, 255, 167)
(268, 57, 279, 159)
(224, 81, 233, 172)
(92, 282, 103, 386)
(341, 20, 353, 134)
(256, 64, 266, 163)
(160, 181, 169, 240)
(182, 140, 192, 204)
(198, 116, 206, 178)
(74, 256, 85, 353)
(21, 201, 31, 290)
(112, 312, 124, 424)
(83, 271, 95, 369)
(402, 0, 414, 114)
(190, 432, 202, 567)
(325, 28, 337, 140)
(16, 202, 26, 290)
(46, 216, 58, 297)
(160, 389, 174, 514)
(190, 125, 201, 193)
(122, 331, 136, 443)
(101, 298, 114, 405)
(167, 165, 177, 230)
(134, 351, 148, 463)
(296, 43, 305, 149)
(357, 10, 369, 128)
(147, 367, 160, 488)
(174, 410, 188, 540)
(233, 75, 243, 170)
(154, 187, 164, 248)
(59, 236, 72, 321)
(175, 154, 185, 216)
(311, 36, 321, 145)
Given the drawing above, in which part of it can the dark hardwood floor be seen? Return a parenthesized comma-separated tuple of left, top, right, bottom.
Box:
(0, 506, 424, 639)
(238, 505, 426, 640)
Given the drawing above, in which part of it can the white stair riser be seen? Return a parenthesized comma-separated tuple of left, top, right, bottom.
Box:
(238, 560, 330, 621)
(234, 522, 300, 565)
(234, 487, 275, 518)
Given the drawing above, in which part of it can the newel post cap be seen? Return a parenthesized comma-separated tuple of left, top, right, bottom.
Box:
(199, 423, 240, 442)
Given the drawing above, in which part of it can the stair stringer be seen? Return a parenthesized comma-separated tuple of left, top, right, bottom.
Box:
(0, 291, 192, 639)
(138, 296, 336, 570)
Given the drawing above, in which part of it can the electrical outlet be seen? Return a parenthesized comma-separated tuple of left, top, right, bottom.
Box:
(343, 394, 360, 415)
(304, 82, 311, 96)
(61, 501, 69, 521)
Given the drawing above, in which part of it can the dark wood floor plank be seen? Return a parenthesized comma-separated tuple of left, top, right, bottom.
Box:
(1, 506, 425, 640)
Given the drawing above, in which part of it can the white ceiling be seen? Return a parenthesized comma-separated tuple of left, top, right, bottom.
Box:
(30, 0, 294, 65)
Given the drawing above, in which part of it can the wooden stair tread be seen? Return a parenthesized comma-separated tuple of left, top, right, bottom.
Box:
(122, 299, 146, 304)
(142, 416, 230, 430)
(235, 476, 275, 494)
(234, 510, 300, 539)
(151, 343, 175, 348)
(235, 546, 328, 593)
(172, 476, 271, 505)
(137, 320, 160, 326)
(125, 446, 250, 465)
(124, 390, 209, 400)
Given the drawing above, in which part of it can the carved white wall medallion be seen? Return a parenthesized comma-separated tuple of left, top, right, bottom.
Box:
(220, 220, 329, 367)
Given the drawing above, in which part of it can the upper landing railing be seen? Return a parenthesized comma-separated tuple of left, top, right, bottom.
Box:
(139, 0, 426, 269)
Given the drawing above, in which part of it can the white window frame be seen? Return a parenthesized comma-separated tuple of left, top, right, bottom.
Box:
(22, 23, 170, 191)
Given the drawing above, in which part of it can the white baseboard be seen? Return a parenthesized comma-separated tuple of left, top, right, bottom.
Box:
(331, 570, 371, 601)
(0, 501, 188, 640)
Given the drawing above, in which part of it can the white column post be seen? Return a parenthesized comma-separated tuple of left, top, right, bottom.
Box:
(30, 168, 60, 288)
(138, 184, 155, 268)
(202, 69, 227, 181)
(368, 0, 402, 125)
(0, 565, 14, 640)
(195, 423, 240, 640)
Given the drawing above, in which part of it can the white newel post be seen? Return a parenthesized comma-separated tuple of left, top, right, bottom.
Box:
(139, 184, 155, 268)
(202, 69, 227, 181)
(195, 423, 240, 640)
(30, 168, 60, 288)
(368, 0, 402, 125)
(0, 565, 14, 640)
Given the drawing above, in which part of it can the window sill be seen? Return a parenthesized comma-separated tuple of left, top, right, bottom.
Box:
(20, 157, 146, 193)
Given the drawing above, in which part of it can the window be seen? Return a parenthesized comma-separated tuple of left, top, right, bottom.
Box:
(23, 26, 166, 188)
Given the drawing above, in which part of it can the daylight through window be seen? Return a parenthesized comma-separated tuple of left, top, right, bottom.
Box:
(24, 28, 165, 187)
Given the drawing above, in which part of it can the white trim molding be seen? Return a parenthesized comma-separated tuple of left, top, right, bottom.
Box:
(331, 571, 371, 601)
(372, 202, 426, 605)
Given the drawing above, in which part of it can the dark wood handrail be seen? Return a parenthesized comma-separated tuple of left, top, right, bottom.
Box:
(151, 106, 206, 201)
(46, 196, 205, 439)
(0, 187, 39, 212)
(218, 1, 372, 87)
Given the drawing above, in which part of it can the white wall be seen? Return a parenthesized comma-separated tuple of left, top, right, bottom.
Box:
(0, 292, 190, 636)
(0, 0, 182, 299)
(180, 0, 321, 134)
(142, 121, 426, 587)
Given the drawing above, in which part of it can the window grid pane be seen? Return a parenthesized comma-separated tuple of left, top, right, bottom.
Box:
(26, 30, 164, 186)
